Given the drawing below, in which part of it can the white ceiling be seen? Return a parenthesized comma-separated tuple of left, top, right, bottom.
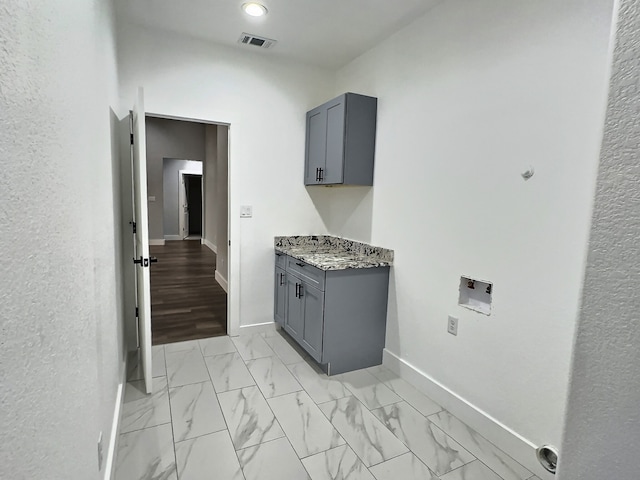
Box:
(115, 0, 441, 69)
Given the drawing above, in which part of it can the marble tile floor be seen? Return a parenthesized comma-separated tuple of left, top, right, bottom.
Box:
(115, 330, 538, 480)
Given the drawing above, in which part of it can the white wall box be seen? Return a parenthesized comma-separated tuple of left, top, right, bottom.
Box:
(459, 276, 492, 315)
(304, 93, 377, 186)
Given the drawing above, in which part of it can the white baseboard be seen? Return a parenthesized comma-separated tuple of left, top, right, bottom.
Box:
(164, 235, 182, 241)
(382, 349, 549, 479)
(103, 362, 127, 480)
(238, 321, 278, 337)
(203, 238, 217, 254)
(149, 239, 165, 246)
(215, 270, 228, 293)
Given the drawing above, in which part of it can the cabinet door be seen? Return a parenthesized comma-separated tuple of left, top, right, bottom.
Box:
(300, 283, 324, 362)
(284, 276, 303, 341)
(305, 106, 327, 185)
(323, 96, 346, 185)
(274, 267, 286, 327)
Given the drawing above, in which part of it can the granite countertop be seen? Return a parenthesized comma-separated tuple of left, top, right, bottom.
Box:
(274, 235, 394, 271)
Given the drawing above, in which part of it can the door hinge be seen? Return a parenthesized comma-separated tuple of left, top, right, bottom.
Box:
(135, 307, 139, 318)
(228, 240, 231, 246)
(129, 221, 136, 234)
(130, 133, 134, 145)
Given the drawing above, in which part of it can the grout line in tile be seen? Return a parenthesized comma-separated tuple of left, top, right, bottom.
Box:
(250, 354, 351, 461)
(365, 446, 409, 469)
(172, 425, 230, 446)
(165, 365, 179, 479)
(283, 360, 353, 407)
(424, 410, 531, 477)
(317, 394, 410, 470)
(237, 349, 318, 471)
(477, 457, 517, 480)
(117, 421, 173, 436)
(203, 365, 247, 479)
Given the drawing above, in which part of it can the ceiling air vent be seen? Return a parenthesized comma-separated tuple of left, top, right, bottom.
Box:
(238, 32, 277, 49)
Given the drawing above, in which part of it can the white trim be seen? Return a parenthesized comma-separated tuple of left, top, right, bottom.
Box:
(215, 270, 228, 293)
(103, 363, 127, 480)
(149, 239, 165, 246)
(164, 235, 182, 241)
(382, 349, 548, 478)
(203, 238, 217, 254)
(238, 321, 278, 337)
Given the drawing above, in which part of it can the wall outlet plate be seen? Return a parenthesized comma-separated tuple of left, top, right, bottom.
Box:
(240, 205, 253, 218)
(447, 315, 458, 336)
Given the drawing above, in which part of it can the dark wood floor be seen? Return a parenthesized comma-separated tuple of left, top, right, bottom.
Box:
(150, 240, 227, 345)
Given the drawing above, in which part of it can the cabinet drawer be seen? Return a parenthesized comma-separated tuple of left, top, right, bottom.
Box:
(286, 257, 326, 291)
(275, 252, 287, 269)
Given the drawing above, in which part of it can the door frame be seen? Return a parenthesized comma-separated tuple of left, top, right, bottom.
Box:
(178, 170, 203, 240)
(146, 111, 237, 336)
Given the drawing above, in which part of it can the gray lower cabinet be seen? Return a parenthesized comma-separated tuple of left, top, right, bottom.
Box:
(299, 282, 324, 362)
(283, 273, 324, 363)
(274, 253, 390, 375)
(274, 266, 286, 327)
(284, 275, 303, 339)
(304, 93, 377, 186)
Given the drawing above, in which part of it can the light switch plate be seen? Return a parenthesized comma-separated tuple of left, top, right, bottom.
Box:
(240, 205, 253, 218)
(148, 196, 156, 202)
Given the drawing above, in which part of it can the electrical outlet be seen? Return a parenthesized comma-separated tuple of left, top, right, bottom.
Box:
(447, 316, 458, 336)
(97, 431, 104, 471)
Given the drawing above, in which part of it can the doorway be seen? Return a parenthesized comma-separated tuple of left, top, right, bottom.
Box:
(144, 116, 230, 345)
(180, 172, 203, 240)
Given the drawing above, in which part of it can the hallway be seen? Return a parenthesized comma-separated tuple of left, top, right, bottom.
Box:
(116, 329, 540, 480)
(150, 240, 227, 344)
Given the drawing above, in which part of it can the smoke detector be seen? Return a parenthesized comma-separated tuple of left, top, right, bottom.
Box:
(238, 32, 277, 49)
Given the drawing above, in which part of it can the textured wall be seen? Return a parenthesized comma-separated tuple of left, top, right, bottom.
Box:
(0, 1, 124, 479)
(145, 117, 205, 240)
(330, 0, 615, 451)
(559, 1, 640, 478)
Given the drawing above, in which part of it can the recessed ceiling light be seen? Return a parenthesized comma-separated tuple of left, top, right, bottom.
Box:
(242, 2, 268, 17)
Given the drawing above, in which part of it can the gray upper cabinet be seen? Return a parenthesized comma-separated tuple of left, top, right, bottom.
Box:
(304, 93, 378, 186)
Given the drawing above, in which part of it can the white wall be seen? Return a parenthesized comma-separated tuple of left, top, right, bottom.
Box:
(323, 0, 615, 454)
(559, 1, 640, 478)
(0, 1, 124, 478)
(145, 117, 205, 240)
(216, 125, 229, 282)
(204, 125, 218, 249)
(117, 22, 334, 330)
(163, 159, 202, 237)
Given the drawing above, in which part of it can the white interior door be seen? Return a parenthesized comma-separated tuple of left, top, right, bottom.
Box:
(180, 174, 189, 239)
(131, 87, 153, 394)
